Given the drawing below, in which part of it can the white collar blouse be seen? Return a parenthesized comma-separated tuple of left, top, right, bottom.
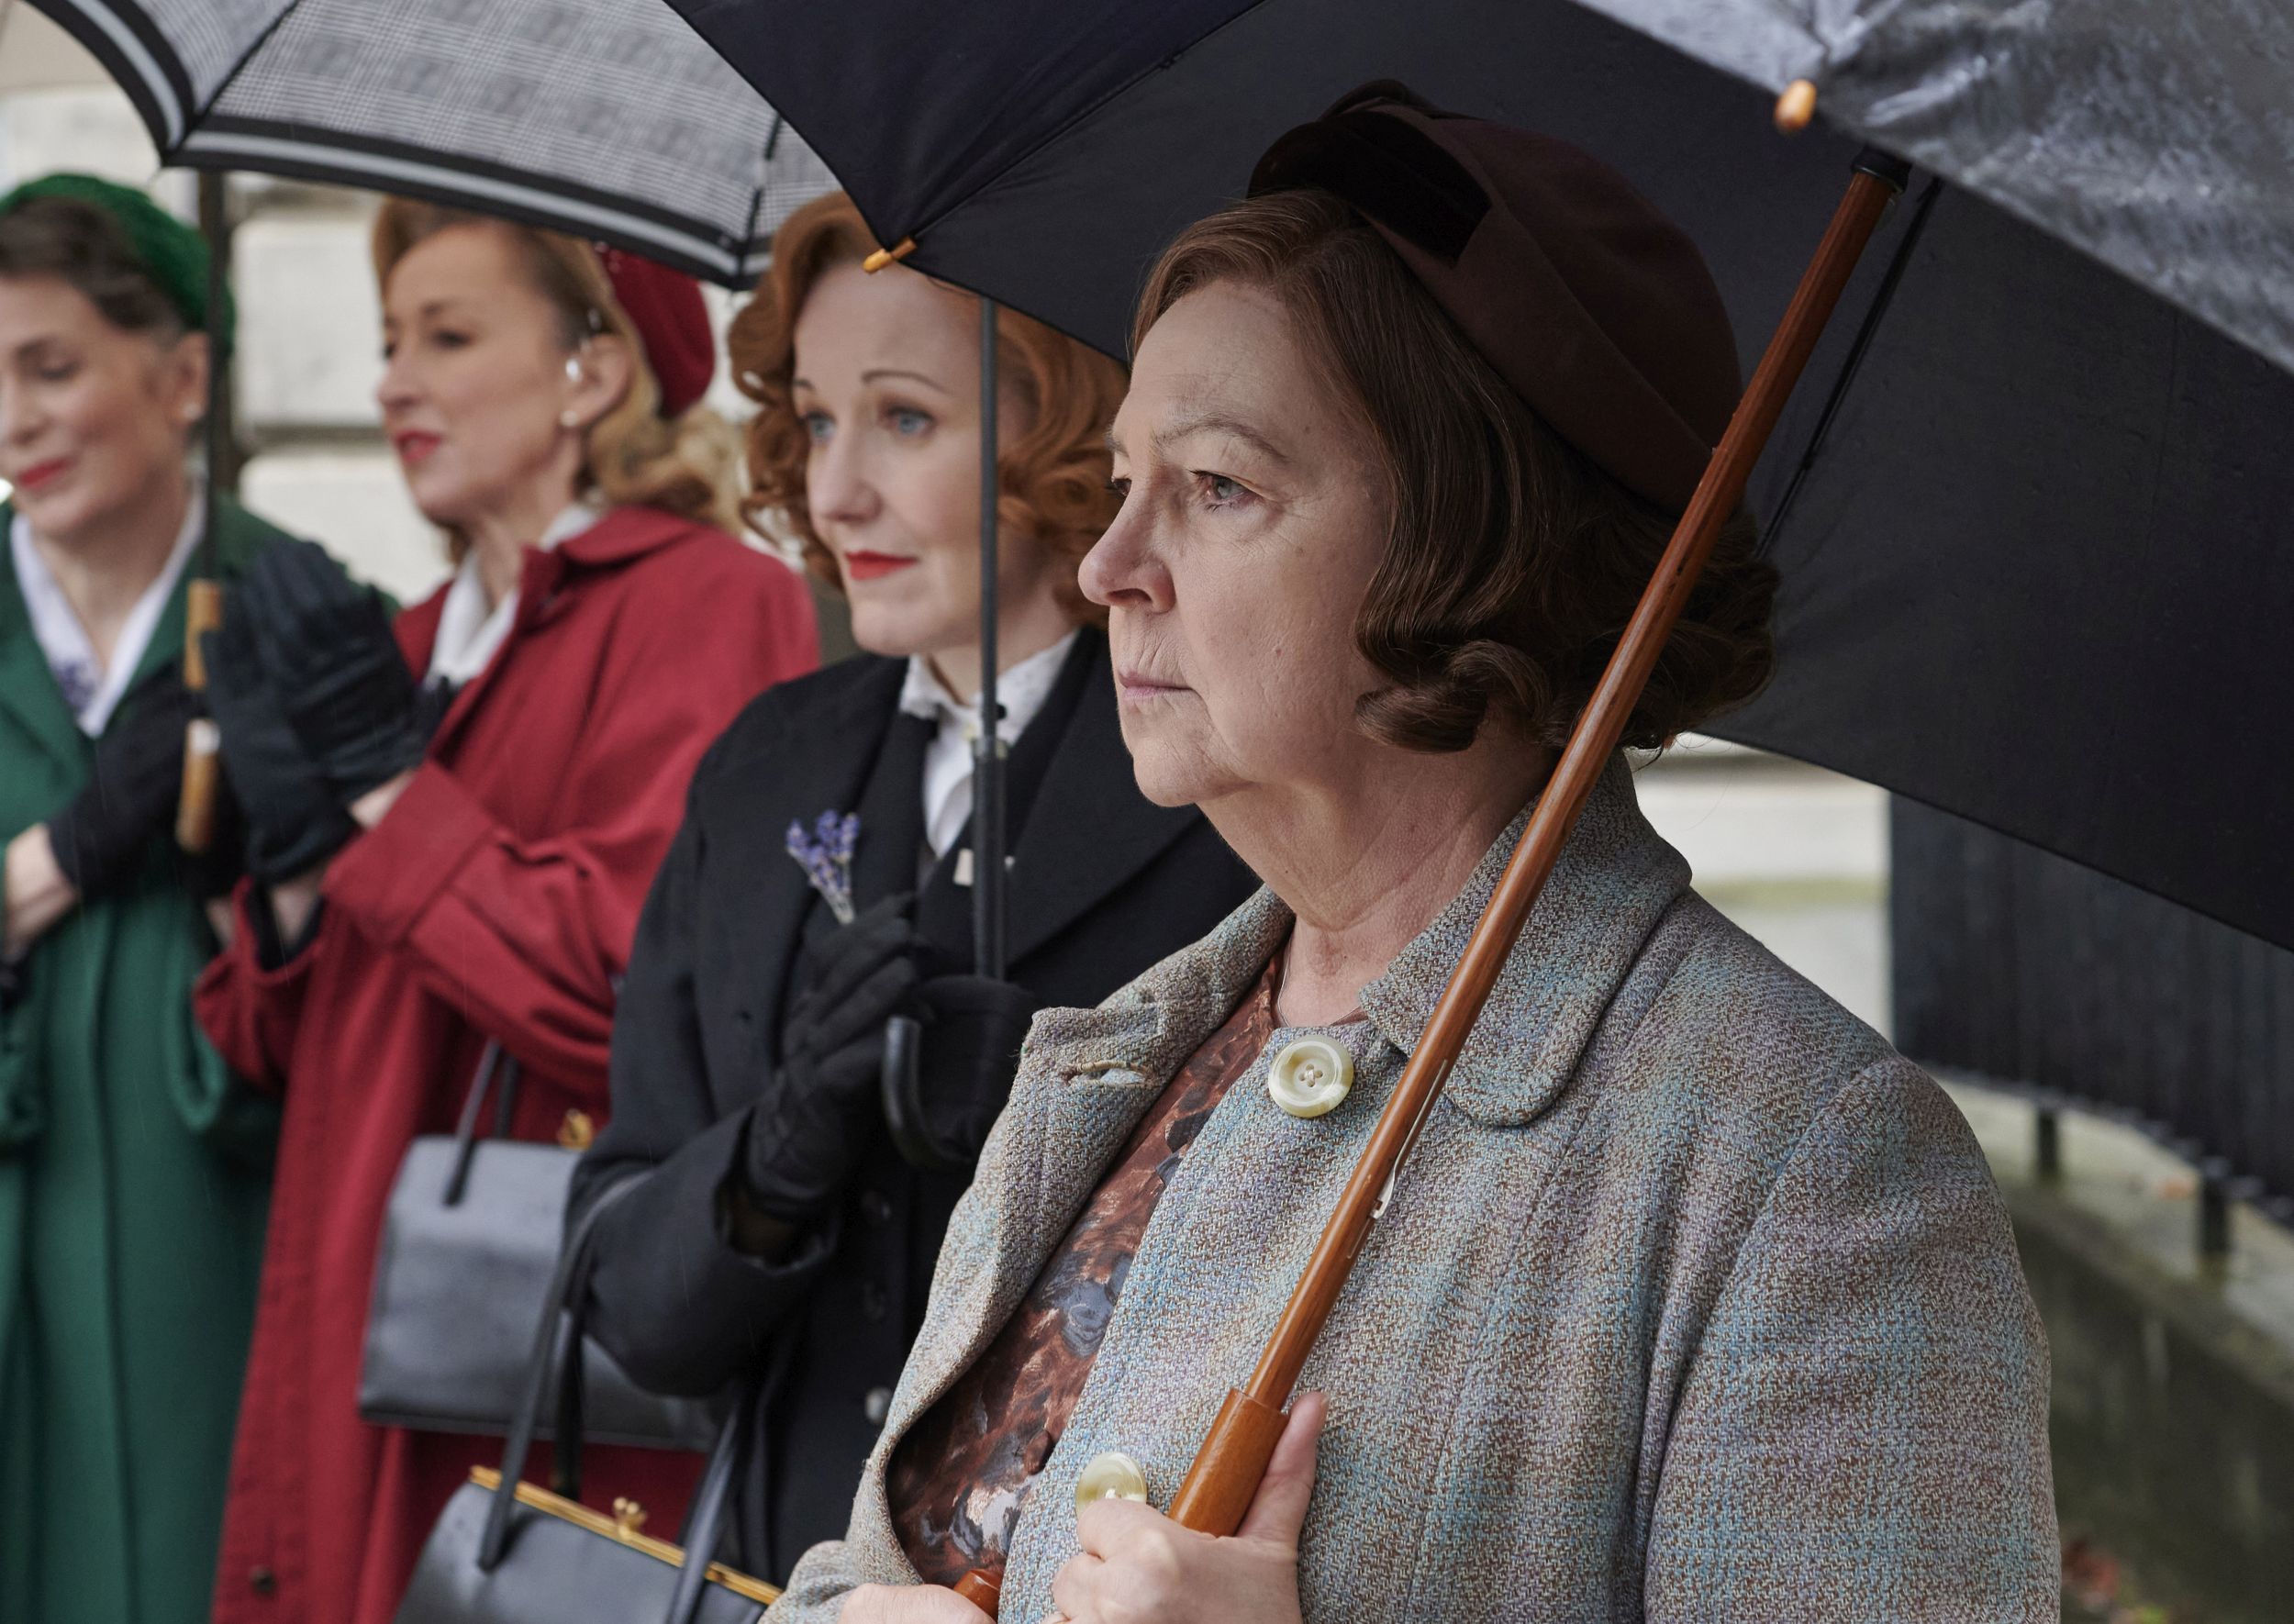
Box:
(897, 628, 1079, 861)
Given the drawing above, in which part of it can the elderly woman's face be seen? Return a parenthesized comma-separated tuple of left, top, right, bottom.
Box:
(376, 223, 601, 529)
(0, 273, 203, 548)
(1087, 281, 1389, 808)
(792, 261, 1059, 662)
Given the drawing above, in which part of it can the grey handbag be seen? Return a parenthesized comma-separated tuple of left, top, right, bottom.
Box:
(395, 1182, 771, 1623)
(360, 1041, 717, 1451)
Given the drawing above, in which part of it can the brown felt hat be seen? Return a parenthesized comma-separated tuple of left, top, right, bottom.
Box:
(1250, 81, 1740, 513)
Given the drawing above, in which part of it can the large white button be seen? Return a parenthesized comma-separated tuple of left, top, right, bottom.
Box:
(1074, 1451, 1149, 1511)
(1266, 1037, 1353, 1118)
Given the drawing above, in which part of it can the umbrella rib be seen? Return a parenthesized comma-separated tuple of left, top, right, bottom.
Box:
(1763, 174, 1945, 554)
(738, 112, 778, 272)
(891, 0, 1278, 250)
(184, 0, 305, 142)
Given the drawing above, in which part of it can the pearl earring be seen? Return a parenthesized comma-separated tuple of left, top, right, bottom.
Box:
(560, 408, 580, 429)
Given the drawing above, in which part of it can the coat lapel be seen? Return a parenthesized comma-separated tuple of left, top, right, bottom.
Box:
(847, 704, 930, 916)
(1002, 631, 1205, 966)
(911, 628, 1094, 968)
(1357, 754, 1690, 1126)
(115, 496, 271, 706)
(0, 506, 96, 777)
(1, 498, 290, 820)
(763, 659, 913, 1034)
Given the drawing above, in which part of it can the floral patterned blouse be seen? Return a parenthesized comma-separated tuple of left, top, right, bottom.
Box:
(886, 955, 1300, 1585)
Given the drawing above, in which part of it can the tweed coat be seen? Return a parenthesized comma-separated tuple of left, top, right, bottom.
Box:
(770, 757, 2058, 1623)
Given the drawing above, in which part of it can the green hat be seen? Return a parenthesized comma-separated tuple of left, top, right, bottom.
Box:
(0, 172, 234, 361)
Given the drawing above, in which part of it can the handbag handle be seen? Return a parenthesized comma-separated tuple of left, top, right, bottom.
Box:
(442, 1040, 524, 1206)
(478, 1174, 757, 1624)
(661, 1381, 762, 1624)
(478, 1174, 632, 1570)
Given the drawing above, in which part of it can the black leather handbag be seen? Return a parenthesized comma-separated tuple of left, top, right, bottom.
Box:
(395, 1180, 774, 1623)
(361, 1042, 716, 1451)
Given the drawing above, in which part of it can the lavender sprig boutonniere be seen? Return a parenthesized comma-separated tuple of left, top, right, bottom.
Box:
(785, 809, 862, 924)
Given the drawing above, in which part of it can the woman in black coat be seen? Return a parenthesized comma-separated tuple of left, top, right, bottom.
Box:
(570, 193, 1254, 1578)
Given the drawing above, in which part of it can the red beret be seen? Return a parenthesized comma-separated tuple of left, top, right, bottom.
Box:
(596, 246, 716, 417)
(1252, 82, 1739, 514)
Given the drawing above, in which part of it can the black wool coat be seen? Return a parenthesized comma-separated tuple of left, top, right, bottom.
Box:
(571, 628, 1257, 1580)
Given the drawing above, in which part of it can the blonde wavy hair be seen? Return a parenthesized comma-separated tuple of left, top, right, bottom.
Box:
(372, 199, 741, 544)
(728, 191, 1126, 617)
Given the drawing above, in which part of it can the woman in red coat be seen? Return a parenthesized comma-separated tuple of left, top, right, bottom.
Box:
(193, 202, 818, 1624)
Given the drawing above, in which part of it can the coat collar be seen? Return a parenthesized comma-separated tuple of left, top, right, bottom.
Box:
(0, 496, 275, 770)
(1356, 752, 1689, 1125)
(807, 629, 1207, 973)
(1008, 751, 1690, 1208)
(411, 504, 711, 753)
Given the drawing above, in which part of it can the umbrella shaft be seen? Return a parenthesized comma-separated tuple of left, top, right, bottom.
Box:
(974, 296, 1007, 979)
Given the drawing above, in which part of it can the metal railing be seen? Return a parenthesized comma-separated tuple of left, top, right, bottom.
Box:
(1890, 799, 2294, 1256)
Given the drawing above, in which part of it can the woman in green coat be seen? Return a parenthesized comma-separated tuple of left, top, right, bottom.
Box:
(0, 175, 279, 1624)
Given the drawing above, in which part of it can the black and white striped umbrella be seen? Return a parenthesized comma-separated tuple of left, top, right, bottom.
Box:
(26, 0, 831, 285)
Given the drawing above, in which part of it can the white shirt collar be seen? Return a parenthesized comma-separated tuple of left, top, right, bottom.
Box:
(10, 484, 203, 736)
(425, 502, 599, 687)
(899, 628, 1080, 860)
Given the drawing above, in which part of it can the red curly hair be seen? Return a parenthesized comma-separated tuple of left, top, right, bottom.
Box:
(729, 193, 1125, 617)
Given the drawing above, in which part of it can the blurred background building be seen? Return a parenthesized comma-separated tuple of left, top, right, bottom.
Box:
(5, 6, 2287, 1618)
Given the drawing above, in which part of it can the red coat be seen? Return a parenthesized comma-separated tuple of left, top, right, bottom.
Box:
(195, 506, 818, 1624)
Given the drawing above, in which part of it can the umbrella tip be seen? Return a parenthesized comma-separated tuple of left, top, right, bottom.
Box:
(863, 238, 919, 273)
(1774, 80, 1818, 135)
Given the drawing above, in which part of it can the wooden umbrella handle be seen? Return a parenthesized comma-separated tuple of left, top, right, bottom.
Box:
(946, 147, 1910, 1614)
(176, 578, 224, 853)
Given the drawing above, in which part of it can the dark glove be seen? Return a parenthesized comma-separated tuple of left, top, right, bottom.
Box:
(204, 602, 359, 884)
(48, 666, 196, 899)
(741, 893, 920, 1223)
(239, 539, 426, 800)
(885, 975, 1044, 1170)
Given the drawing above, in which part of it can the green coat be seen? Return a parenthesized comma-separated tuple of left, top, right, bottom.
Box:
(0, 499, 281, 1624)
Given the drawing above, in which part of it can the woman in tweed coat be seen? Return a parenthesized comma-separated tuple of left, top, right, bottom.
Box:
(783, 86, 2057, 1624)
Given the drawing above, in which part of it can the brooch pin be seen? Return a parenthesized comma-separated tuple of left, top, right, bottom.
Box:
(785, 809, 861, 924)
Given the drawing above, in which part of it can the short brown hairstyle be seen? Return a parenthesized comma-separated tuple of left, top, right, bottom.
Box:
(1134, 188, 1776, 752)
(372, 200, 739, 535)
(728, 192, 1125, 610)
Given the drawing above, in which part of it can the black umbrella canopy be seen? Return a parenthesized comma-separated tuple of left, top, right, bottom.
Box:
(29, 0, 833, 285)
(674, 0, 2294, 371)
(675, 0, 2294, 950)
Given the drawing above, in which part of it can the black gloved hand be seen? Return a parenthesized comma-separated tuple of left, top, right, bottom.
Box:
(239, 539, 425, 801)
(741, 893, 921, 1223)
(888, 974, 1046, 1169)
(48, 665, 195, 900)
(204, 602, 359, 884)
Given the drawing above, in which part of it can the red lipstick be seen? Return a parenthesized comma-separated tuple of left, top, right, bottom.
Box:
(12, 457, 70, 494)
(842, 550, 919, 582)
(393, 431, 440, 466)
